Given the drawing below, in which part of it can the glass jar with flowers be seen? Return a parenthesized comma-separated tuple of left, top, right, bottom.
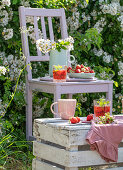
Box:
(36, 36, 75, 76)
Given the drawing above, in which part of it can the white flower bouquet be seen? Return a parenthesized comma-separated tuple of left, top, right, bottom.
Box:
(0, 66, 7, 76)
(36, 36, 74, 54)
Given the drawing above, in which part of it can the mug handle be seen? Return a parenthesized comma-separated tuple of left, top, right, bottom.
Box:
(50, 102, 58, 115)
(68, 55, 75, 64)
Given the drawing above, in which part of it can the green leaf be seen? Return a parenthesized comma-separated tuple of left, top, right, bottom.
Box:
(12, 0, 18, 5)
(114, 81, 118, 87)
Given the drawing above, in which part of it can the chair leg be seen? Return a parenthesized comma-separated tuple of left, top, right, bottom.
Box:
(26, 86, 32, 140)
(106, 83, 113, 115)
(54, 92, 61, 118)
(67, 94, 73, 99)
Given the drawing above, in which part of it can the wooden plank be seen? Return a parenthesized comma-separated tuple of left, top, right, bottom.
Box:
(32, 158, 63, 170)
(33, 141, 70, 167)
(28, 79, 113, 95)
(19, 6, 32, 80)
(25, 8, 62, 17)
(59, 84, 109, 94)
(26, 85, 32, 140)
(29, 82, 57, 93)
(40, 16, 47, 39)
(60, 8, 68, 39)
(106, 167, 123, 170)
(33, 141, 123, 167)
(33, 121, 90, 146)
(34, 16, 42, 57)
(29, 79, 113, 86)
(48, 17, 54, 41)
(29, 56, 49, 62)
(33, 122, 70, 147)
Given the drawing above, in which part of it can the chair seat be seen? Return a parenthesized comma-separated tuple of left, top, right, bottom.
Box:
(29, 78, 113, 94)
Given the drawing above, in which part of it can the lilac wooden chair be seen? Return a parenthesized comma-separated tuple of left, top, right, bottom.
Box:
(19, 6, 113, 141)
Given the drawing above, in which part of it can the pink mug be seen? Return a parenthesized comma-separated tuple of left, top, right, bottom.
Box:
(50, 99, 76, 119)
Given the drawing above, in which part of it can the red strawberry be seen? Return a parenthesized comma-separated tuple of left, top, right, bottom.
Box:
(90, 70, 95, 73)
(87, 114, 93, 121)
(70, 117, 78, 124)
(75, 69, 81, 73)
(67, 66, 72, 73)
(81, 64, 84, 68)
(76, 65, 81, 70)
(76, 117, 80, 123)
(88, 67, 91, 70)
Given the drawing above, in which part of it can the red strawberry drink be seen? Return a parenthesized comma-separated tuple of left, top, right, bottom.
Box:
(104, 102, 111, 113)
(53, 65, 67, 82)
(94, 99, 111, 117)
(94, 105, 105, 117)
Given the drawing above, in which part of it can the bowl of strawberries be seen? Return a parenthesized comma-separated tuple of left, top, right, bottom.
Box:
(67, 64, 95, 79)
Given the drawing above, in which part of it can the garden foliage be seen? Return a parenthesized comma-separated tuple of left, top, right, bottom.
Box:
(0, 0, 123, 168)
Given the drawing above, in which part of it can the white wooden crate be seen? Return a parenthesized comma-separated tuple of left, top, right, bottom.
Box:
(32, 118, 123, 170)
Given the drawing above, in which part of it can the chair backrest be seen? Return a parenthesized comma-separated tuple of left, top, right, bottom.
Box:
(19, 6, 68, 80)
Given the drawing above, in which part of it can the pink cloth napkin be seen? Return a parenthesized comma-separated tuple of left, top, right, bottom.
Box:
(86, 117, 123, 162)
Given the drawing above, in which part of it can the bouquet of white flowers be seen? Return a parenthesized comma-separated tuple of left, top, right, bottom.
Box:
(36, 36, 74, 54)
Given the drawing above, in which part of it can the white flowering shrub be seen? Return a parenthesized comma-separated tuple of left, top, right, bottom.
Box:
(0, 0, 123, 168)
(0, 0, 122, 121)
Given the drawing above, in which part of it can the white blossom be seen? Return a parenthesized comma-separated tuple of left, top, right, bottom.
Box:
(27, 26, 43, 44)
(99, 71, 106, 78)
(21, 0, 30, 7)
(93, 48, 103, 57)
(7, 54, 14, 64)
(0, 10, 9, 26)
(2, 0, 11, 7)
(26, 16, 34, 25)
(0, 66, 6, 75)
(93, 17, 106, 33)
(79, 1, 88, 9)
(118, 70, 123, 76)
(2, 28, 13, 40)
(100, 2, 120, 16)
(103, 53, 112, 63)
(0, 52, 5, 59)
(118, 61, 123, 70)
(67, 9, 80, 32)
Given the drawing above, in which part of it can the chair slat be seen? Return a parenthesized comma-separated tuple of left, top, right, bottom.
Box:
(41, 16, 47, 39)
(60, 8, 68, 39)
(25, 8, 62, 17)
(34, 16, 42, 57)
(48, 17, 54, 41)
(40, 16, 49, 59)
(29, 56, 49, 62)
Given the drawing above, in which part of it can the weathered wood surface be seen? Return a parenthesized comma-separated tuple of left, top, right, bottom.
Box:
(106, 167, 123, 170)
(33, 118, 123, 146)
(32, 158, 63, 170)
(33, 141, 123, 167)
(33, 118, 123, 169)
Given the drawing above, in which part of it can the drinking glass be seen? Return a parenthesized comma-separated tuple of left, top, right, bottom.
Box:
(53, 65, 67, 82)
(94, 99, 111, 117)
(94, 100, 105, 117)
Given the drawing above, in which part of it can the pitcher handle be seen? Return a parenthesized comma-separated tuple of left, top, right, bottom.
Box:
(68, 55, 75, 64)
(50, 102, 58, 115)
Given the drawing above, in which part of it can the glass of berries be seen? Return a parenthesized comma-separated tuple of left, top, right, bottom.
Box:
(53, 65, 67, 82)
